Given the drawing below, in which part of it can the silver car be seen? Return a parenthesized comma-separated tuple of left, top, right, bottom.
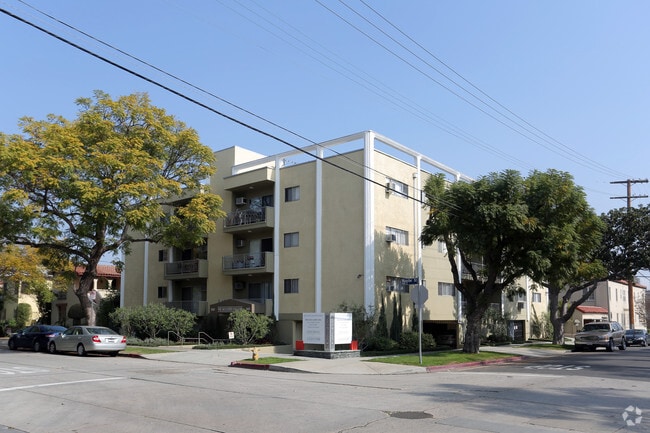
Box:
(48, 326, 127, 357)
(574, 321, 626, 352)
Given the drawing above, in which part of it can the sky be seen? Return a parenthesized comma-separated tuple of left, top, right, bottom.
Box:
(1, 0, 649, 219)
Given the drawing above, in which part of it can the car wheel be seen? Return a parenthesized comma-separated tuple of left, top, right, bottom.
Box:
(8, 339, 17, 350)
(76, 344, 87, 356)
(643, 340, 648, 347)
(606, 339, 615, 352)
(619, 339, 626, 350)
(33, 340, 41, 352)
(48, 341, 57, 354)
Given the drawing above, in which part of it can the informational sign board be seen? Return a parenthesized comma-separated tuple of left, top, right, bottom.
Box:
(303, 313, 326, 344)
(303, 312, 353, 350)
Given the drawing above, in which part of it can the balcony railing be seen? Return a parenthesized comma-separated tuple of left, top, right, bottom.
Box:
(224, 207, 274, 233)
(222, 252, 274, 275)
(164, 259, 208, 280)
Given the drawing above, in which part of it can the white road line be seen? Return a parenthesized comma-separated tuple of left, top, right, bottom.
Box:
(0, 377, 126, 392)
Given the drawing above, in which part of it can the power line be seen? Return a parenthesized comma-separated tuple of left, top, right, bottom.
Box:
(0, 4, 468, 217)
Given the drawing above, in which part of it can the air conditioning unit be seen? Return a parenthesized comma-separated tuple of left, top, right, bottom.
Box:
(385, 233, 397, 243)
(235, 239, 246, 248)
(234, 281, 245, 290)
(235, 197, 247, 206)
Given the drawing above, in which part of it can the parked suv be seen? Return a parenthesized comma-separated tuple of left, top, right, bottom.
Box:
(624, 329, 648, 347)
(574, 321, 626, 352)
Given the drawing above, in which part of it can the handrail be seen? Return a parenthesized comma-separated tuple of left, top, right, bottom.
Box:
(198, 331, 215, 345)
(167, 330, 182, 345)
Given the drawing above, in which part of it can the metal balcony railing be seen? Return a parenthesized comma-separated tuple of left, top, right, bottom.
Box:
(223, 252, 266, 270)
(224, 209, 266, 228)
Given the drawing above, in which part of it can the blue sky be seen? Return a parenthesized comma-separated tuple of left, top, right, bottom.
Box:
(1, 1, 649, 217)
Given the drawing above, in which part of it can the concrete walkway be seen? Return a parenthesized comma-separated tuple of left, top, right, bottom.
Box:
(139, 344, 568, 375)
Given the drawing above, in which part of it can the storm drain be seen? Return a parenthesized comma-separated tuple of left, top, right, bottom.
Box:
(384, 411, 433, 420)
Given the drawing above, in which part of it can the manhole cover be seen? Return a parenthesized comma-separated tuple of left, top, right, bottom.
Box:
(385, 411, 433, 420)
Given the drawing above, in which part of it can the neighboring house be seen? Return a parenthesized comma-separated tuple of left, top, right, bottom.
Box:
(565, 280, 647, 336)
(50, 265, 121, 326)
(121, 131, 548, 347)
(0, 280, 40, 328)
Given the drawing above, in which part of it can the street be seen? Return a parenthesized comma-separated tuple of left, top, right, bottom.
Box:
(1, 344, 649, 433)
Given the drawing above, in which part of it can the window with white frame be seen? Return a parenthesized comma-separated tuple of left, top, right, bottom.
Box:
(532, 292, 542, 303)
(386, 226, 409, 245)
(158, 250, 168, 262)
(386, 178, 408, 198)
(157, 286, 167, 298)
(438, 282, 455, 296)
(283, 279, 299, 294)
(437, 240, 447, 254)
(284, 232, 299, 248)
(583, 288, 595, 301)
(285, 186, 300, 202)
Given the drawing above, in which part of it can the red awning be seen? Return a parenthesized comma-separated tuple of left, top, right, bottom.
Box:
(576, 306, 608, 314)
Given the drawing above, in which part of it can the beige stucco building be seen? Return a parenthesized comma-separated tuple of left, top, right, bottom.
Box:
(121, 131, 547, 347)
(565, 280, 647, 336)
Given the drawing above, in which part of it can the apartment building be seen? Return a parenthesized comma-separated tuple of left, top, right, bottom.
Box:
(121, 131, 543, 347)
(565, 280, 647, 335)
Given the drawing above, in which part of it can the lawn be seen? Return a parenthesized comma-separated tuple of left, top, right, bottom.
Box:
(367, 350, 517, 367)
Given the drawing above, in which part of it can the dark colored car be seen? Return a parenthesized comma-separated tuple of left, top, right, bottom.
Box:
(8, 325, 67, 352)
(624, 329, 648, 347)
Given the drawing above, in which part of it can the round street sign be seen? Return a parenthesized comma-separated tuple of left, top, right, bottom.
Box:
(410, 285, 429, 307)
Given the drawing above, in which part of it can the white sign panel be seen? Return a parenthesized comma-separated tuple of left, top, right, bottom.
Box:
(333, 313, 353, 344)
(303, 313, 325, 344)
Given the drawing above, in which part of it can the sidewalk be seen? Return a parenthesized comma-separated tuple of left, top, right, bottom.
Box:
(139, 344, 568, 375)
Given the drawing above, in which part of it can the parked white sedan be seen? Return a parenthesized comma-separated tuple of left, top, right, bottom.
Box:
(48, 326, 127, 357)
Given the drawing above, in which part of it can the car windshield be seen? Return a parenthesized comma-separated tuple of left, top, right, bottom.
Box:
(582, 323, 609, 331)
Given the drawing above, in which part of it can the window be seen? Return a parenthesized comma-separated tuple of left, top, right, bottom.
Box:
(284, 279, 299, 294)
(157, 286, 167, 299)
(386, 178, 408, 198)
(438, 282, 455, 296)
(532, 292, 542, 303)
(386, 227, 409, 245)
(437, 241, 447, 254)
(583, 288, 595, 301)
(285, 186, 300, 202)
(284, 232, 299, 248)
(158, 250, 168, 262)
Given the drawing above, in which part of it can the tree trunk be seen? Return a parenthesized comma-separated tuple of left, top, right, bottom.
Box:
(75, 265, 99, 326)
(548, 288, 564, 344)
(463, 311, 483, 353)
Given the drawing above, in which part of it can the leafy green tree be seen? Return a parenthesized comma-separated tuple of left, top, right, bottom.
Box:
(227, 309, 274, 345)
(0, 91, 225, 325)
(422, 169, 597, 353)
(523, 170, 605, 343)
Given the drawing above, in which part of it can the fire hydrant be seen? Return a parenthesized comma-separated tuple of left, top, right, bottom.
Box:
(251, 347, 260, 361)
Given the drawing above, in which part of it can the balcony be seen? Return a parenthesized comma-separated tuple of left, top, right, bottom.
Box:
(223, 252, 274, 275)
(165, 301, 208, 316)
(224, 207, 274, 233)
(164, 259, 209, 280)
(223, 166, 274, 191)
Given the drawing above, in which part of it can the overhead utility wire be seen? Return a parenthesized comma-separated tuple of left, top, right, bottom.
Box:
(0, 5, 466, 216)
(356, 0, 626, 180)
(220, 0, 531, 170)
(321, 0, 627, 179)
(13, 0, 463, 212)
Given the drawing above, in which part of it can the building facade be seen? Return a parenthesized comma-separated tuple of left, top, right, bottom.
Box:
(121, 131, 546, 346)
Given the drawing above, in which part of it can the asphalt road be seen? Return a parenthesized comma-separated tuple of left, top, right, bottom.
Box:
(1, 343, 649, 433)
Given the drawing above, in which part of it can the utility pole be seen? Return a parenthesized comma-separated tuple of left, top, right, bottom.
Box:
(610, 179, 648, 329)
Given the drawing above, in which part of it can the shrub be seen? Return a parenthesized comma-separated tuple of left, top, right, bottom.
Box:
(399, 331, 436, 352)
(110, 304, 197, 340)
(15, 303, 32, 329)
(227, 309, 274, 345)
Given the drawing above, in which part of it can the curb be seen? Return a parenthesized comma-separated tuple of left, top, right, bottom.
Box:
(229, 361, 271, 370)
(425, 355, 525, 372)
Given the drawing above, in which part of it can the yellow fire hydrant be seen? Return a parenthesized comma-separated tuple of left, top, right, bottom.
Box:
(251, 347, 260, 361)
